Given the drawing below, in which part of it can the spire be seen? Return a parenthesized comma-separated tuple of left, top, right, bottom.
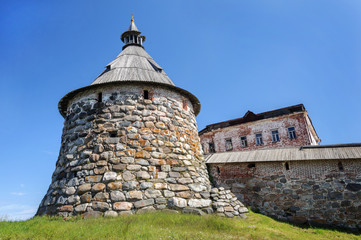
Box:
(128, 15, 139, 31)
(121, 16, 146, 50)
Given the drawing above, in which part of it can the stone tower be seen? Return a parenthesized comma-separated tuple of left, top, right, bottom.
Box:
(37, 18, 247, 218)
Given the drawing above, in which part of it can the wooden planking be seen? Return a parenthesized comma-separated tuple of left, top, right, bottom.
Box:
(91, 46, 174, 86)
(206, 146, 361, 163)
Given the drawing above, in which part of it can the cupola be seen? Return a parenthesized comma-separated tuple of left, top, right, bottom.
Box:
(120, 16, 146, 49)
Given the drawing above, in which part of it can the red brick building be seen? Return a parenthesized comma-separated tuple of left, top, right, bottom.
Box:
(199, 104, 320, 154)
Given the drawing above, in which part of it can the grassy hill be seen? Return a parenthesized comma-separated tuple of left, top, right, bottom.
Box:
(0, 211, 359, 240)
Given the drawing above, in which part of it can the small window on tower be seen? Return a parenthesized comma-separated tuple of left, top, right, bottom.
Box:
(144, 90, 149, 99)
(248, 163, 256, 168)
(98, 92, 102, 102)
(182, 99, 188, 110)
(285, 162, 290, 170)
(338, 162, 344, 171)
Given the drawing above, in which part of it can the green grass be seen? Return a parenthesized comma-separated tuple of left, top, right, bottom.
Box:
(0, 211, 359, 240)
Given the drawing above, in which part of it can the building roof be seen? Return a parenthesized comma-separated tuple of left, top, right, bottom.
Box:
(58, 18, 201, 117)
(205, 143, 361, 164)
(199, 104, 306, 135)
(91, 45, 174, 86)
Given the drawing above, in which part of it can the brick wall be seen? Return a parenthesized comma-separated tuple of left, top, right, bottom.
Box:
(200, 113, 316, 154)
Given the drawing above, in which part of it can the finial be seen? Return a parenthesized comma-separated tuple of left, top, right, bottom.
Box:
(131, 15, 134, 23)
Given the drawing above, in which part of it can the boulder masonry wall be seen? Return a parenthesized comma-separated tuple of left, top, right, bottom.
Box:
(37, 84, 247, 218)
(209, 159, 361, 229)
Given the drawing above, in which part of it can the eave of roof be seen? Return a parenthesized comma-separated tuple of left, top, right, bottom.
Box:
(205, 143, 361, 164)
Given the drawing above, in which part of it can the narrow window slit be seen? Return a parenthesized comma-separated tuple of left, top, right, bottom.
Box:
(285, 162, 290, 170)
(338, 162, 344, 171)
(182, 99, 188, 110)
(248, 163, 256, 168)
(98, 92, 102, 102)
(144, 90, 149, 99)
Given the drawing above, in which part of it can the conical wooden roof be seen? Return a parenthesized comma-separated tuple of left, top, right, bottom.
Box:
(91, 45, 174, 86)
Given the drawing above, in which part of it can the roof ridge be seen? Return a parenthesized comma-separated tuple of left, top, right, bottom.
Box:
(102, 66, 167, 72)
(256, 104, 305, 116)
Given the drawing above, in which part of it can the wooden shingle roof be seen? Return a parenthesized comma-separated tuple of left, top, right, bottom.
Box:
(205, 143, 361, 163)
(91, 46, 174, 86)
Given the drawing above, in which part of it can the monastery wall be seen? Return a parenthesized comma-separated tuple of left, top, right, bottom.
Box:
(208, 159, 361, 229)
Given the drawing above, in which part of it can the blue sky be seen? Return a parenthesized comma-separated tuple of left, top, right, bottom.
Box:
(1, 0, 360, 220)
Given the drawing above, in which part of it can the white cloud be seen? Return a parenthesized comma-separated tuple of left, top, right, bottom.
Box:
(10, 192, 26, 196)
(0, 204, 27, 211)
(42, 150, 55, 155)
(0, 204, 37, 221)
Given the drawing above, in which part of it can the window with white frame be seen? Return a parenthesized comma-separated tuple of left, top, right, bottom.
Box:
(240, 136, 248, 147)
(271, 130, 280, 142)
(255, 133, 263, 145)
(225, 138, 233, 151)
(288, 127, 297, 139)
